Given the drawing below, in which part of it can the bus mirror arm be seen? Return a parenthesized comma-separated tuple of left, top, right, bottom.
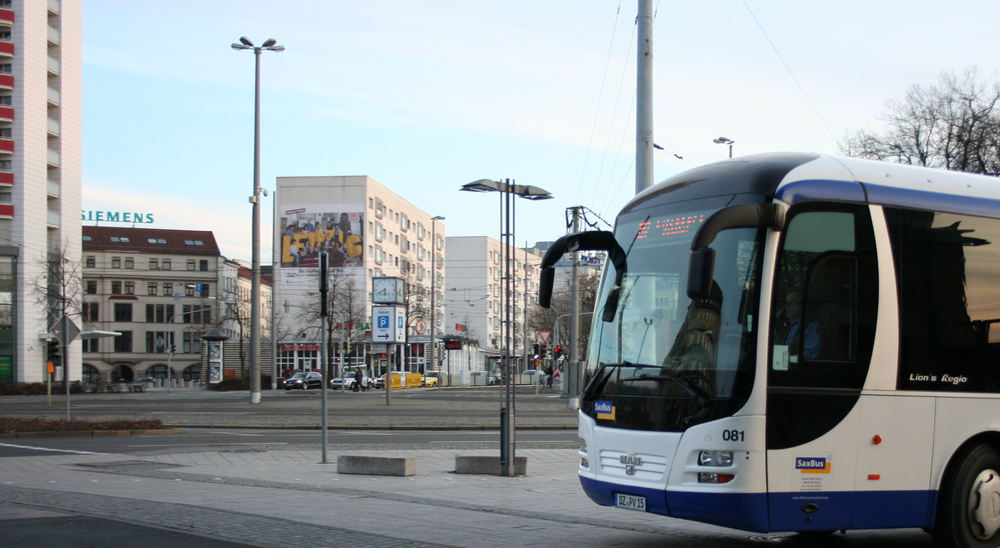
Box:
(687, 203, 784, 299)
(538, 230, 626, 309)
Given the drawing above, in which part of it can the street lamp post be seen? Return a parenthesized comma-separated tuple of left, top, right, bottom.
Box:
(429, 215, 445, 389)
(461, 178, 552, 476)
(713, 136, 735, 158)
(232, 37, 284, 404)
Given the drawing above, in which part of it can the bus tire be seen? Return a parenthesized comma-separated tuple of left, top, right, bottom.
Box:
(933, 443, 1000, 547)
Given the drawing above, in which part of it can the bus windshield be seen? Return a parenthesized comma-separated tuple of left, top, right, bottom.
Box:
(583, 195, 764, 431)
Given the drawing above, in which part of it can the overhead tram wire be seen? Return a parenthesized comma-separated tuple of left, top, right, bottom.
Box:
(589, 14, 638, 212)
(577, 1, 625, 204)
(741, 0, 841, 148)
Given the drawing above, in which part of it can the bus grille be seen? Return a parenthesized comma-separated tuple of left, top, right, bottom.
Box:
(598, 449, 668, 480)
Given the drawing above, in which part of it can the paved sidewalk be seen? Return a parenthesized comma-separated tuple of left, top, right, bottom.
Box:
(0, 442, 784, 547)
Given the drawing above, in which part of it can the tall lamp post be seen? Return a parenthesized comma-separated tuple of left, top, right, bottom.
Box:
(429, 215, 445, 388)
(713, 136, 735, 158)
(461, 179, 552, 476)
(232, 36, 284, 404)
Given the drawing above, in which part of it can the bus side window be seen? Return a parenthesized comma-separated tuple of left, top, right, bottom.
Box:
(770, 205, 877, 390)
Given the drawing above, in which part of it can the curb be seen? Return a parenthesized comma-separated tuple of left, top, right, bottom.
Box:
(0, 428, 185, 439)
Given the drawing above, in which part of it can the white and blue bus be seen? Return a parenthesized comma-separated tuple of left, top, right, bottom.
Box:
(538, 153, 1000, 546)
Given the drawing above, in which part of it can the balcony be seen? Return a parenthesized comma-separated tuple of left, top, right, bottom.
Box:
(0, 138, 13, 154)
(46, 209, 60, 226)
(46, 178, 59, 196)
(0, 204, 13, 219)
(0, 107, 13, 122)
(47, 148, 59, 166)
(0, 10, 13, 26)
(47, 26, 59, 44)
(0, 42, 13, 57)
(47, 117, 59, 136)
(0, 172, 12, 186)
(47, 87, 59, 104)
(47, 56, 59, 75)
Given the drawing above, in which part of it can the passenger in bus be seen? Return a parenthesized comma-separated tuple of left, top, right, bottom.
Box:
(777, 290, 821, 359)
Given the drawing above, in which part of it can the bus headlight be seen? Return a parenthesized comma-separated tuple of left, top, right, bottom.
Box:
(579, 437, 589, 469)
(698, 450, 733, 467)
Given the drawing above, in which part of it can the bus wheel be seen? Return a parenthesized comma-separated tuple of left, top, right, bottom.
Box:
(934, 444, 1000, 547)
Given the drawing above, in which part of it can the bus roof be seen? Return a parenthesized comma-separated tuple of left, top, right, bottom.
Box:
(626, 153, 1000, 219)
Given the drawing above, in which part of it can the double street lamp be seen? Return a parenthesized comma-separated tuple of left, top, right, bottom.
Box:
(460, 178, 552, 476)
(429, 215, 445, 388)
(713, 136, 735, 158)
(232, 37, 284, 404)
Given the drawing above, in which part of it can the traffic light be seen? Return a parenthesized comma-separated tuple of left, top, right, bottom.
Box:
(46, 340, 61, 375)
(553, 344, 563, 359)
(532, 344, 540, 359)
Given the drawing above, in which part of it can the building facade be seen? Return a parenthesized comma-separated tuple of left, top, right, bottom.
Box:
(81, 227, 271, 384)
(273, 175, 445, 376)
(444, 236, 541, 363)
(0, 1, 81, 382)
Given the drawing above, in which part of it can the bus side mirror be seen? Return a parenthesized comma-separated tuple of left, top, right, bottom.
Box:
(539, 267, 555, 308)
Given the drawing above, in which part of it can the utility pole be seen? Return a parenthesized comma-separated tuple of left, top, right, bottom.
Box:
(636, 0, 654, 194)
(568, 206, 582, 409)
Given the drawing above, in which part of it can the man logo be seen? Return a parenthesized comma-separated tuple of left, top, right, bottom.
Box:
(620, 454, 642, 476)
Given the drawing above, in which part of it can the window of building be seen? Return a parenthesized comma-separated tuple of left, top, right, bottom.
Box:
(82, 302, 98, 321)
(86, 280, 97, 294)
(124, 281, 135, 295)
(110, 236, 130, 243)
(185, 284, 195, 297)
(83, 338, 99, 352)
(114, 303, 132, 322)
(111, 281, 122, 295)
(146, 331, 170, 353)
(124, 257, 134, 269)
(148, 238, 167, 244)
(182, 305, 212, 324)
(187, 259, 195, 271)
(111, 256, 121, 268)
(147, 282, 157, 296)
(149, 259, 158, 270)
(145, 304, 174, 323)
(183, 332, 201, 354)
(0, 64, 12, 74)
(200, 260, 208, 272)
(162, 259, 171, 270)
(162, 282, 172, 296)
(114, 331, 132, 352)
(85, 256, 95, 268)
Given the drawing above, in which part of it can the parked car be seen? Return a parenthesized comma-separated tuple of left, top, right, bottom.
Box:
(331, 374, 372, 391)
(520, 369, 548, 385)
(283, 371, 323, 390)
(134, 376, 157, 384)
(421, 374, 439, 387)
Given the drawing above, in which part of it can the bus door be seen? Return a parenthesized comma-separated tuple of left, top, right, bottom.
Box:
(765, 204, 879, 531)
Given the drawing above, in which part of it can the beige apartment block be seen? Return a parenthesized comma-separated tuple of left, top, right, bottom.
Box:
(273, 175, 445, 375)
(444, 236, 541, 365)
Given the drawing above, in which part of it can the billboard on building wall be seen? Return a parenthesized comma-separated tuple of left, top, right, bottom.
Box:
(280, 206, 364, 269)
(278, 204, 367, 302)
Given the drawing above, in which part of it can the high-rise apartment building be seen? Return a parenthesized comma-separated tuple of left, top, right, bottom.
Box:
(273, 176, 445, 375)
(444, 236, 541, 358)
(0, 1, 81, 382)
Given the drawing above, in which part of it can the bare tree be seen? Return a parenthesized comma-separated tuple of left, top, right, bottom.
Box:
(32, 241, 83, 333)
(843, 67, 1000, 175)
(218, 277, 250, 378)
(296, 266, 368, 378)
(527, 269, 601, 357)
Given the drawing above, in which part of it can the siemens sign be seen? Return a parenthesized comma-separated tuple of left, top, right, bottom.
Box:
(82, 210, 154, 224)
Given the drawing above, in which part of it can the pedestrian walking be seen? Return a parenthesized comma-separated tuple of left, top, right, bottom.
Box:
(353, 369, 362, 392)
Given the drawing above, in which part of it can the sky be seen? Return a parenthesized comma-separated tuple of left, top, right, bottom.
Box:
(81, 1, 1000, 262)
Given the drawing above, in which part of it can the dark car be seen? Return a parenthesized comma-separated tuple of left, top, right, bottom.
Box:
(283, 371, 323, 390)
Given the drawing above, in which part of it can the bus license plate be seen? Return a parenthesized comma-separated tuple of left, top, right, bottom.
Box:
(615, 493, 646, 511)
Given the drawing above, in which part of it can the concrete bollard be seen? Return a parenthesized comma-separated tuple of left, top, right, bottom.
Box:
(454, 455, 527, 476)
(337, 455, 415, 476)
